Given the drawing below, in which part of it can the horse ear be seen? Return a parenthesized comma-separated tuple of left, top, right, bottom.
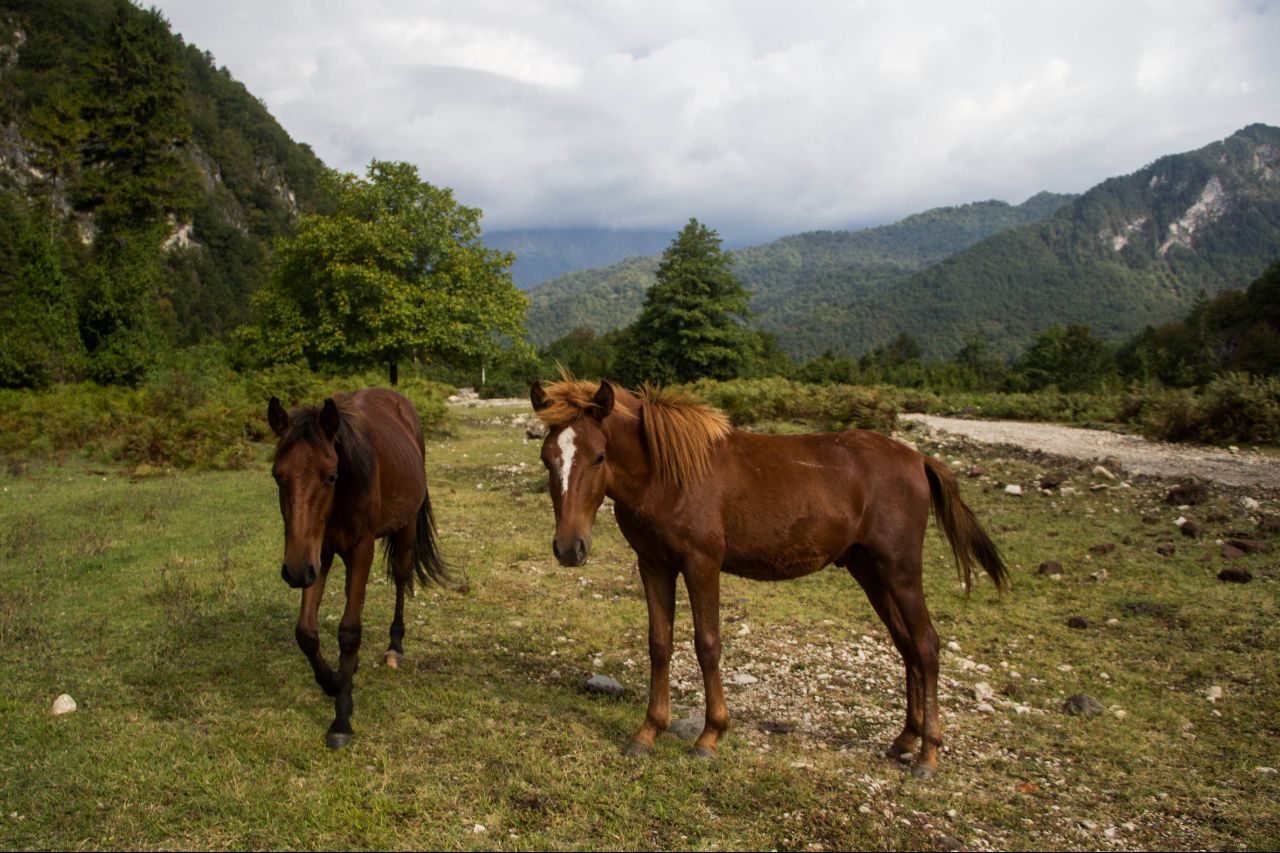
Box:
(319, 398, 341, 441)
(268, 397, 289, 437)
(530, 381, 550, 411)
(590, 380, 615, 421)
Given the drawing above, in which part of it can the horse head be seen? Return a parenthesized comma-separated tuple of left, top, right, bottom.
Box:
(531, 380, 615, 567)
(268, 396, 342, 588)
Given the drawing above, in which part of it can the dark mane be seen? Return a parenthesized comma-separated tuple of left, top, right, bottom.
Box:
(274, 397, 376, 493)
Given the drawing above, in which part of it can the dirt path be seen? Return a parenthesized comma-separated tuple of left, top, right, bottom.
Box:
(901, 413, 1280, 491)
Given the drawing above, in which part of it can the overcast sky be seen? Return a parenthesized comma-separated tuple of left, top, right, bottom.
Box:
(149, 0, 1280, 243)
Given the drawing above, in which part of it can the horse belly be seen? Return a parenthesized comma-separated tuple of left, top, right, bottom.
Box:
(723, 554, 831, 582)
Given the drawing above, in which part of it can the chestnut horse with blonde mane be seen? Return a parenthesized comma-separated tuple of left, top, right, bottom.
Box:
(531, 378, 1006, 779)
(267, 387, 445, 749)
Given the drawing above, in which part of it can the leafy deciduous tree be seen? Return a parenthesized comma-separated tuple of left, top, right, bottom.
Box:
(236, 160, 526, 383)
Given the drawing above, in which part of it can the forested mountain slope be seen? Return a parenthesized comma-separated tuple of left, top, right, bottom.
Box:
(525, 192, 1075, 347)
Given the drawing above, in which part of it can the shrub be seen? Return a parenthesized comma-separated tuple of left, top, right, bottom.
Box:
(0, 363, 454, 470)
(686, 378, 897, 432)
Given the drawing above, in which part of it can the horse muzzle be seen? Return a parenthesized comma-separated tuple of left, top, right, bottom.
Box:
(552, 536, 590, 567)
(281, 562, 318, 589)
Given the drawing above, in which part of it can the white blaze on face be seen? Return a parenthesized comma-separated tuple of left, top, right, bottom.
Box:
(556, 426, 577, 496)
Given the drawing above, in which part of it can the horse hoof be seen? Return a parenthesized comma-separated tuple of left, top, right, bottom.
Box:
(326, 731, 353, 750)
(623, 741, 653, 757)
(384, 650, 403, 669)
(692, 745, 717, 760)
(886, 746, 913, 764)
(912, 763, 937, 781)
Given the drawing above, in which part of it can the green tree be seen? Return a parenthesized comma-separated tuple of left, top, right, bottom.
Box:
(78, 0, 197, 234)
(0, 196, 82, 388)
(77, 227, 171, 385)
(615, 218, 753, 384)
(1016, 324, 1112, 392)
(235, 160, 526, 383)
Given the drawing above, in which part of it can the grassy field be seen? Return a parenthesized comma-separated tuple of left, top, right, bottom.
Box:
(1, 398, 1278, 850)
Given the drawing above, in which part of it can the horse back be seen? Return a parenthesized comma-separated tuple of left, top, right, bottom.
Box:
(345, 388, 427, 535)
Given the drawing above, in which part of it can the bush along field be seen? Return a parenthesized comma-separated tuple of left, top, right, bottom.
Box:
(1, 396, 1278, 850)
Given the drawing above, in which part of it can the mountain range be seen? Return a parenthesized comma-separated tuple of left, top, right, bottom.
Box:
(524, 125, 1280, 359)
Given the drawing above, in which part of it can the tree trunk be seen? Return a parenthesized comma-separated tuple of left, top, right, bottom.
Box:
(389, 361, 398, 386)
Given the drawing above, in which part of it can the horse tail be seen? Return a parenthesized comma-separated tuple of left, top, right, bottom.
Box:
(923, 456, 1009, 593)
(385, 486, 449, 588)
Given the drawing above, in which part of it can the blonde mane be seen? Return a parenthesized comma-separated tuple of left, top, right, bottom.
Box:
(535, 379, 730, 488)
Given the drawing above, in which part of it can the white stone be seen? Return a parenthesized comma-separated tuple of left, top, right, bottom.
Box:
(1092, 466, 1117, 480)
(973, 682, 995, 702)
(1242, 497, 1261, 511)
(975, 703, 996, 714)
(947, 640, 962, 653)
(52, 694, 77, 715)
(1004, 484, 1023, 496)
(731, 673, 759, 685)
(1204, 685, 1223, 703)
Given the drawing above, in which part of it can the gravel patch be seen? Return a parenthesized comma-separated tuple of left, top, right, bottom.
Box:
(901, 414, 1280, 490)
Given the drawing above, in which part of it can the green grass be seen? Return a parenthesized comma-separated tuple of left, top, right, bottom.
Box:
(1, 401, 1277, 850)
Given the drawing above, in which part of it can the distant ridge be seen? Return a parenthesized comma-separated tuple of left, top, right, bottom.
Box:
(818, 123, 1280, 359)
(524, 192, 1076, 348)
(484, 228, 673, 290)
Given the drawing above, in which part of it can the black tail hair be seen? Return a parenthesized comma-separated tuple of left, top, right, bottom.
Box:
(384, 487, 448, 587)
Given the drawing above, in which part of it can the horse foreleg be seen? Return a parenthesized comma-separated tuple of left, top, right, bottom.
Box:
(684, 563, 728, 758)
(327, 539, 373, 750)
(296, 553, 340, 696)
(627, 561, 677, 755)
(848, 558, 922, 763)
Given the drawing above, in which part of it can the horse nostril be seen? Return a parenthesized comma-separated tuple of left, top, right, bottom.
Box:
(574, 540, 587, 563)
(280, 563, 290, 583)
(551, 539, 562, 559)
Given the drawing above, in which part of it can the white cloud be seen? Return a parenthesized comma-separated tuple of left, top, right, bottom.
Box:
(152, 0, 1280, 241)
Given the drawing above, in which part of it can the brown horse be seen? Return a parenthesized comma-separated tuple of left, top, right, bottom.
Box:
(530, 378, 1007, 779)
(267, 387, 445, 749)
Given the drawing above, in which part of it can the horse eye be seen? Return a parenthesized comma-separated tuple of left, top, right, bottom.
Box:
(593, 453, 605, 466)
(325, 473, 338, 486)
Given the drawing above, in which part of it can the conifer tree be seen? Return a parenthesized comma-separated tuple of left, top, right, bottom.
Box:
(617, 218, 752, 384)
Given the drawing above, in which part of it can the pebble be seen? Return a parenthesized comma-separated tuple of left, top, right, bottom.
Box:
(1064, 694, 1105, 717)
(1204, 685, 1223, 703)
(1092, 466, 1117, 481)
(667, 716, 704, 740)
(1004, 484, 1023, 496)
(731, 672, 759, 685)
(975, 703, 996, 714)
(52, 694, 77, 715)
(1242, 497, 1261, 511)
(583, 674, 626, 696)
(947, 640, 962, 652)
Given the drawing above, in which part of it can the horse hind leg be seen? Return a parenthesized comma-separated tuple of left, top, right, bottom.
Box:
(878, 560, 941, 780)
(384, 522, 416, 669)
(846, 551, 924, 765)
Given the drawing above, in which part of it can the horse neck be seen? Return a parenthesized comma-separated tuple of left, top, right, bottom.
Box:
(602, 407, 656, 508)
